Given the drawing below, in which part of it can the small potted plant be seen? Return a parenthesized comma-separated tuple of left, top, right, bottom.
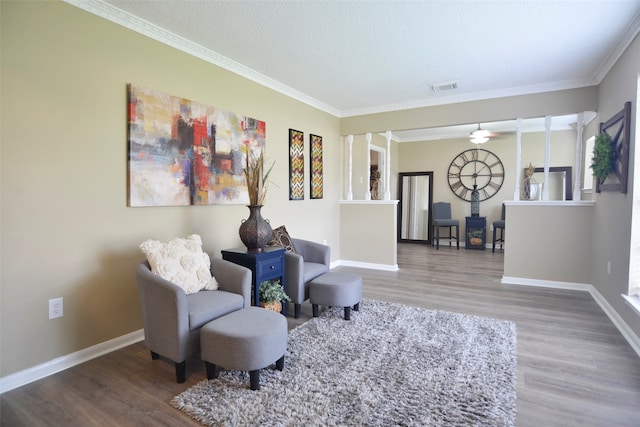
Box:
(522, 162, 536, 200)
(468, 230, 483, 246)
(259, 280, 291, 313)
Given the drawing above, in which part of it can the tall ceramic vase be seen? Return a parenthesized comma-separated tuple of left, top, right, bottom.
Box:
(239, 205, 272, 251)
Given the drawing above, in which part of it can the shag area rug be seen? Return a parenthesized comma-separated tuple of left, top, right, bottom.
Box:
(171, 299, 517, 426)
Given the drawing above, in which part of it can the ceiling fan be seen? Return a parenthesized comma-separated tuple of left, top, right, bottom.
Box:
(469, 124, 491, 144)
(469, 123, 515, 144)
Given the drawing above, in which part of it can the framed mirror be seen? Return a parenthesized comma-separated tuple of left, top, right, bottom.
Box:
(531, 166, 572, 200)
(398, 172, 433, 243)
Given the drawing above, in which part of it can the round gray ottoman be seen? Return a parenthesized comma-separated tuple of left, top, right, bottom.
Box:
(200, 307, 288, 390)
(309, 272, 362, 320)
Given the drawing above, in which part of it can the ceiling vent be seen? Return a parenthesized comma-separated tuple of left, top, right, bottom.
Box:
(431, 81, 459, 92)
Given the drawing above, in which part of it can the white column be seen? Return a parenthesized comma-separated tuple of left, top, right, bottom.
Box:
(573, 112, 584, 200)
(384, 131, 392, 200)
(365, 133, 372, 201)
(542, 115, 551, 201)
(347, 134, 353, 200)
(513, 118, 523, 200)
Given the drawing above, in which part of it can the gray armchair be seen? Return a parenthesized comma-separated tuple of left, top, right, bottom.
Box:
(135, 256, 251, 383)
(285, 238, 331, 318)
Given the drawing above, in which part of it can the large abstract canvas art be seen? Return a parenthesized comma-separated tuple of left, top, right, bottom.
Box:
(127, 84, 266, 207)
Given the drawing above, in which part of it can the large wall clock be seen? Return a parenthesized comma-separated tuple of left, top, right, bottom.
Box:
(447, 148, 504, 201)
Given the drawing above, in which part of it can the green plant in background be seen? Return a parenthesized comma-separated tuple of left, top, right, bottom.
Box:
(468, 230, 483, 238)
(590, 133, 616, 182)
(259, 280, 291, 303)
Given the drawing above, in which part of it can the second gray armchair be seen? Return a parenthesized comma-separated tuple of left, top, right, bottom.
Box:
(285, 238, 331, 318)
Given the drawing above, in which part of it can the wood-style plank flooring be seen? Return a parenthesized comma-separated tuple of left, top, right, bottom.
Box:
(2, 244, 639, 426)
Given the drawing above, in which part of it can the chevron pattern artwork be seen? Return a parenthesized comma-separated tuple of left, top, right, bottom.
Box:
(310, 134, 323, 199)
(289, 129, 304, 200)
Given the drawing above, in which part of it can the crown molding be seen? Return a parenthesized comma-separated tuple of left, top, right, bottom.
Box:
(341, 77, 597, 118)
(63, 0, 341, 117)
(64, 0, 638, 120)
(593, 11, 640, 84)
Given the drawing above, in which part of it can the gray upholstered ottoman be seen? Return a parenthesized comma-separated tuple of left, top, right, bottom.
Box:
(200, 307, 288, 390)
(309, 272, 362, 320)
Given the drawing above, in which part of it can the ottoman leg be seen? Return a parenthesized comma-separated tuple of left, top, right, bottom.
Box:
(205, 361, 218, 380)
(249, 370, 260, 391)
(275, 355, 285, 371)
(353, 302, 360, 311)
(344, 306, 351, 320)
(312, 304, 319, 317)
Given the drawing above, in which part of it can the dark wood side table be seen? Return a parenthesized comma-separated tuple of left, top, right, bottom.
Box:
(465, 216, 486, 250)
(221, 247, 286, 313)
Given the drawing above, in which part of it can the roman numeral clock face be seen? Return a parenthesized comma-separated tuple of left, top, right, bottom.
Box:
(447, 148, 504, 201)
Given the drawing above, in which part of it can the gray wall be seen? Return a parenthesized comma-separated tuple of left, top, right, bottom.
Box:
(592, 33, 640, 337)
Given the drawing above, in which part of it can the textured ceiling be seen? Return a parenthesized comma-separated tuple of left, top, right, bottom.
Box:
(71, 0, 640, 138)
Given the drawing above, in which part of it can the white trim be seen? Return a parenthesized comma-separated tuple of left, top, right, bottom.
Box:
(339, 200, 399, 205)
(504, 200, 595, 207)
(502, 277, 640, 358)
(623, 294, 640, 317)
(63, 0, 340, 117)
(62, 1, 640, 119)
(334, 259, 399, 272)
(0, 329, 144, 394)
(501, 276, 592, 291)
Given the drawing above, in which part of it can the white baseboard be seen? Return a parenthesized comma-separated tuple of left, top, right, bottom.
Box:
(0, 329, 144, 394)
(501, 276, 592, 291)
(333, 259, 399, 271)
(502, 276, 640, 358)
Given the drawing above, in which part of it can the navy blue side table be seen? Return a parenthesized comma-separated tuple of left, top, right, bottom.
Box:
(221, 247, 286, 313)
(465, 216, 486, 250)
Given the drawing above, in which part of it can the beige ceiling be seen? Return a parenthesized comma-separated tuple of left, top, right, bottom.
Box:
(69, 0, 639, 137)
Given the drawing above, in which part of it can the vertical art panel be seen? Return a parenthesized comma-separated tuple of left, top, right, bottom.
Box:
(289, 129, 304, 200)
(127, 84, 266, 207)
(310, 134, 323, 199)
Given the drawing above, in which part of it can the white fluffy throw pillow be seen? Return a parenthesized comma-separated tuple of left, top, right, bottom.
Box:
(139, 234, 218, 294)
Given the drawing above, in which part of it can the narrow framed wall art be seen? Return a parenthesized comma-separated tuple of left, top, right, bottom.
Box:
(289, 128, 304, 200)
(310, 134, 323, 199)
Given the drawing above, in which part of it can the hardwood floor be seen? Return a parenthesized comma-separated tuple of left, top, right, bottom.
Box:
(2, 244, 639, 426)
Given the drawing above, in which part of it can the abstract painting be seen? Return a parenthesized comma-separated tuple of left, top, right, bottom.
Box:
(310, 134, 323, 199)
(289, 129, 304, 200)
(127, 84, 266, 207)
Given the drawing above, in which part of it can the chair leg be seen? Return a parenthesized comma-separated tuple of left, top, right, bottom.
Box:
(175, 361, 186, 383)
(435, 226, 440, 249)
(205, 361, 218, 380)
(492, 227, 497, 252)
(353, 302, 360, 311)
(294, 303, 301, 319)
(344, 306, 351, 320)
(455, 225, 459, 249)
(249, 370, 260, 390)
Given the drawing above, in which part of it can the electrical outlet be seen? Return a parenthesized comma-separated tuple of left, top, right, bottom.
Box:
(49, 297, 63, 319)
